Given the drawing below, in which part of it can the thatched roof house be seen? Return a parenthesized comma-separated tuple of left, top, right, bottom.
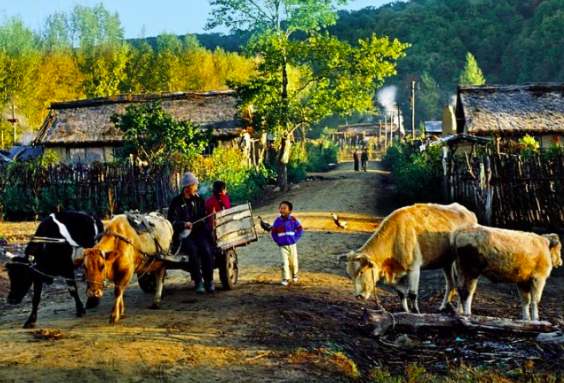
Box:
(455, 83, 564, 146)
(34, 90, 243, 163)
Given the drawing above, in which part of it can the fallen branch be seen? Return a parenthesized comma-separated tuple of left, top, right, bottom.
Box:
(362, 309, 559, 337)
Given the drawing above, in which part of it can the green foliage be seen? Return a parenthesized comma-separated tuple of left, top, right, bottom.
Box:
(190, 147, 274, 203)
(458, 52, 486, 86)
(383, 142, 442, 203)
(418, 71, 441, 120)
(305, 139, 338, 172)
(287, 143, 308, 184)
(111, 102, 209, 165)
(209, 0, 407, 188)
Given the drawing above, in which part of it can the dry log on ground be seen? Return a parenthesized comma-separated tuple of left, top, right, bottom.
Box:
(362, 309, 559, 337)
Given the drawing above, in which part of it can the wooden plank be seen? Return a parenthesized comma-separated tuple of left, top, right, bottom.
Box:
(215, 209, 252, 226)
(216, 217, 255, 239)
(217, 232, 258, 250)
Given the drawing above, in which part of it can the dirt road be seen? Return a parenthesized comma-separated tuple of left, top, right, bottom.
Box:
(0, 162, 562, 382)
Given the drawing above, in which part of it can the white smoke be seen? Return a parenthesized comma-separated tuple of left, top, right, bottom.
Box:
(377, 86, 404, 134)
(20, 132, 36, 146)
(377, 86, 397, 114)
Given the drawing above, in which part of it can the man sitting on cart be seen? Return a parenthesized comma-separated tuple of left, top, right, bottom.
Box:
(167, 172, 215, 294)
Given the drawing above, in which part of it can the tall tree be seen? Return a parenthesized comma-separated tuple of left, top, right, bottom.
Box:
(70, 4, 129, 97)
(458, 52, 486, 86)
(42, 12, 72, 52)
(0, 18, 40, 144)
(417, 71, 441, 121)
(208, 0, 407, 189)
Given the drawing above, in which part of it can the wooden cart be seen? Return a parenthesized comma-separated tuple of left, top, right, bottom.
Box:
(137, 203, 258, 292)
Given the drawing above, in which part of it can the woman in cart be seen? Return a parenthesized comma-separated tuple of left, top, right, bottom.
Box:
(205, 180, 231, 231)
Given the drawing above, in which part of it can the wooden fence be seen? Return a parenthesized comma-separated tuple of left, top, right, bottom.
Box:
(0, 162, 186, 221)
(446, 152, 564, 231)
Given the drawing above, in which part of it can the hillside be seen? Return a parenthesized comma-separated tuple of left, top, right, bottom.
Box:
(189, 0, 563, 123)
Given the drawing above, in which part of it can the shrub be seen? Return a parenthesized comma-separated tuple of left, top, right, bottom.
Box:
(190, 147, 274, 203)
(383, 142, 443, 203)
(305, 139, 338, 172)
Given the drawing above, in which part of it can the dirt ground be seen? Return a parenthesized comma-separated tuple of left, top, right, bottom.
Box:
(0, 161, 562, 382)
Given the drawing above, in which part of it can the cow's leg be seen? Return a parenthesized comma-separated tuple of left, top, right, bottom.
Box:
(150, 267, 166, 310)
(530, 278, 546, 321)
(439, 263, 457, 312)
(24, 280, 43, 328)
(66, 278, 86, 317)
(517, 282, 532, 320)
(394, 275, 410, 313)
(110, 284, 126, 324)
(460, 277, 478, 315)
(407, 268, 421, 314)
(457, 269, 479, 316)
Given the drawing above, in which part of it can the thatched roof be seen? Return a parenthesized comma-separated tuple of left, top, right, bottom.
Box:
(456, 83, 564, 136)
(35, 90, 243, 147)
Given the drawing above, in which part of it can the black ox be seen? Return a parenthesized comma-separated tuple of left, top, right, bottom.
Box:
(6, 212, 103, 328)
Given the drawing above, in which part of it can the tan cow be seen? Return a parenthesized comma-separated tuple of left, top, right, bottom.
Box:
(82, 213, 173, 324)
(452, 225, 562, 320)
(345, 203, 477, 312)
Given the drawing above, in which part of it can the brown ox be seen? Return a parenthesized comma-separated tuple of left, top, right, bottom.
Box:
(82, 213, 173, 324)
(344, 203, 477, 312)
(453, 225, 562, 320)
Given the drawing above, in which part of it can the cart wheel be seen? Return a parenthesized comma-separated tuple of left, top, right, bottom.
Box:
(219, 249, 238, 290)
(138, 272, 156, 293)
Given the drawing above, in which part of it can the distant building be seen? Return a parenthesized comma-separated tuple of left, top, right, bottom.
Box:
(423, 121, 442, 136)
(454, 83, 563, 147)
(34, 90, 244, 164)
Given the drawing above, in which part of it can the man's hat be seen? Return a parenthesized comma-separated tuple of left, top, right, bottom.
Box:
(181, 172, 199, 188)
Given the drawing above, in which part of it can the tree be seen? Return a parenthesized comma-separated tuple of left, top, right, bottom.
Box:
(71, 4, 129, 97)
(41, 12, 72, 52)
(458, 52, 486, 86)
(208, 0, 407, 189)
(0, 18, 40, 144)
(417, 71, 441, 121)
(111, 102, 209, 165)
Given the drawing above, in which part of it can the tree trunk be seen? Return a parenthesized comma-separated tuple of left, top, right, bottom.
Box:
(362, 309, 558, 337)
(277, 135, 291, 191)
(276, 56, 290, 191)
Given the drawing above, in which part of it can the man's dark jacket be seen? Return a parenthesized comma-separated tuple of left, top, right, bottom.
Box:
(167, 193, 212, 247)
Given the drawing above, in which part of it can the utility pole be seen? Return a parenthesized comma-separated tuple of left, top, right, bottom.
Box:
(383, 113, 388, 149)
(397, 104, 401, 141)
(411, 80, 416, 139)
(8, 99, 18, 145)
(388, 111, 393, 144)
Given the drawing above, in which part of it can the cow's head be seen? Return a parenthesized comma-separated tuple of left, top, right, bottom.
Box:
(5, 255, 33, 304)
(345, 251, 380, 300)
(543, 233, 562, 268)
(83, 248, 111, 299)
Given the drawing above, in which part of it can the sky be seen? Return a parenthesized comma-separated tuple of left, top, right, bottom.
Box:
(0, 0, 391, 38)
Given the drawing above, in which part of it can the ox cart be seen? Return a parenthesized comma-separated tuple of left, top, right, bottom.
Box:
(137, 203, 258, 292)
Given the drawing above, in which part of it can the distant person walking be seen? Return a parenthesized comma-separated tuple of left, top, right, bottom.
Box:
(353, 149, 360, 172)
(361, 148, 369, 172)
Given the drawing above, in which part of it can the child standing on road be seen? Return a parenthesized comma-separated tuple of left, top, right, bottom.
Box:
(271, 201, 303, 286)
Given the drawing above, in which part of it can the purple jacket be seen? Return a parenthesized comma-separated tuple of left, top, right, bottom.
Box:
(271, 215, 303, 246)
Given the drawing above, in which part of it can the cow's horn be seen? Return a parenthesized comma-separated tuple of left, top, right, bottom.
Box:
(336, 250, 354, 262)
